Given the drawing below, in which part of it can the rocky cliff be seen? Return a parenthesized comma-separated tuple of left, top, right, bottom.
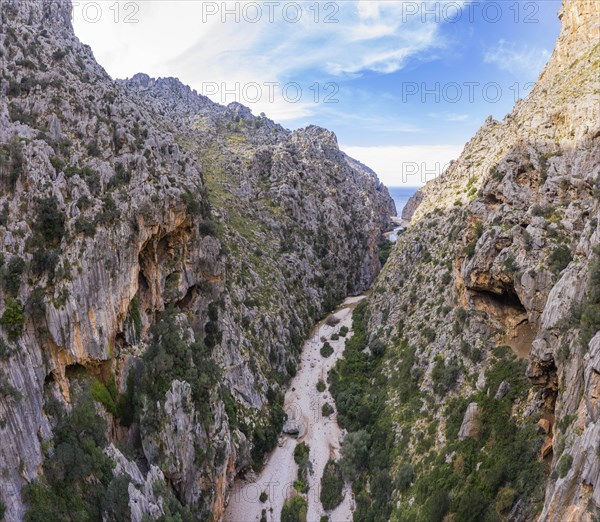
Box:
(349, 0, 599, 521)
(401, 189, 423, 222)
(0, 1, 394, 520)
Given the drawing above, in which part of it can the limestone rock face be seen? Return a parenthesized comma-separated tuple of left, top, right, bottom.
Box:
(495, 380, 511, 400)
(0, 1, 395, 520)
(401, 190, 423, 222)
(458, 402, 481, 440)
(127, 466, 168, 522)
(364, 1, 600, 520)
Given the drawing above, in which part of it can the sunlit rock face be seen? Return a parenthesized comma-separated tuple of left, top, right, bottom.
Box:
(0, 0, 395, 519)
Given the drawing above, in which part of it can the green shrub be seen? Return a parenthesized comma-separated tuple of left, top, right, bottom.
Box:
(74, 217, 96, 237)
(199, 221, 218, 237)
(3, 255, 26, 296)
(339, 326, 349, 337)
(456, 307, 468, 323)
(431, 357, 460, 395)
(129, 297, 142, 339)
(95, 194, 120, 226)
(49, 156, 65, 173)
(182, 191, 201, 216)
(579, 303, 600, 350)
(495, 486, 516, 514)
(572, 247, 600, 349)
(25, 287, 47, 328)
(86, 140, 100, 157)
(466, 241, 477, 258)
(503, 255, 518, 273)
(0, 372, 20, 400)
(293, 441, 312, 491)
(339, 430, 370, 481)
(531, 204, 553, 217)
(34, 196, 65, 245)
(396, 463, 415, 491)
(378, 237, 393, 266)
(293, 479, 308, 493)
(0, 138, 24, 190)
(1, 297, 25, 340)
(103, 475, 131, 521)
(108, 163, 130, 190)
(557, 453, 573, 478)
(316, 380, 326, 393)
(588, 249, 600, 305)
(64, 167, 101, 196)
(91, 379, 117, 416)
(9, 103, 36, 125)
(320, 460, 344, 510)
(425, 490, 450, 522)
(454, 486, 490, 522)
(370, 338, 386, 356)
(328, 299, 396, 521)
(259, 491, 267, 503)
(250, 398, 286, 471)
(320, 342, 334, 358)
(470, 346, 483, 363)
(549, 245, 572, 274)
(281, 496, 307, 522)
(0, 202, 8, 226)
(31, 245, 60, 278)
(294, 442, 310, 465)
(556, 343, 570, 363)
(140, 306, 220, 435)
(23, 391, 115, 521)
(322, 402, 334, 417)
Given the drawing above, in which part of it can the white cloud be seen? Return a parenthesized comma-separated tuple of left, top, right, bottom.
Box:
(428, 112, 469, 122)
(72, 1, 458, 122)
(342, 144, 464, 187)
(317, 107, 422, 133)
(484, 40, 551, 76)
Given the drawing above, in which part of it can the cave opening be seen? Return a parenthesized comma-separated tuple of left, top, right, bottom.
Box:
(470, 284, 533, 359)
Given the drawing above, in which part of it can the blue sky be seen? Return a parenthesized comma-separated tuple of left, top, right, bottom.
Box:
(73, 1, 562, 186)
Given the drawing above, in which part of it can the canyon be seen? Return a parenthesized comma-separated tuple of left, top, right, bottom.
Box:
(0, 0, 598, 521)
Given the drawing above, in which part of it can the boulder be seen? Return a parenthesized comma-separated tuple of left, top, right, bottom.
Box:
(495, 380, 511, 400)
(540, 437, 554, 460)
(458, 403, 481, 440)
(282, 420, 301, 436)
(538, 418, 552, 434)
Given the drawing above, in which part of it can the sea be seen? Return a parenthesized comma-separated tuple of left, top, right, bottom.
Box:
(388, 186, 419, 216)
(385, 186, 420, 241)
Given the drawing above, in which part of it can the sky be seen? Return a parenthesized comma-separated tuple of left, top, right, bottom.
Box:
(72, 0, 562, 187)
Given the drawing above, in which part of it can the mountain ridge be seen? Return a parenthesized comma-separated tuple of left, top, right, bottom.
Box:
(356, 0, 599, 520)
(0, 1, 394, 519)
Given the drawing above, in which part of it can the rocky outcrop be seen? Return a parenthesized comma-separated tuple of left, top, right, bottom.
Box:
(0, 1, 394, 520)
(400, 189, 423, 222)
(458, 402, 481, 440)
(362, 0, 600, 520)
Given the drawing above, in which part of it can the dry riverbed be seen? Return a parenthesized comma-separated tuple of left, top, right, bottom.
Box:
(224, 296, 365, 522)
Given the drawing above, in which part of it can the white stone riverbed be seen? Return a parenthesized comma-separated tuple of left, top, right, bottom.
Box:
(224, 296, 365, 522)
